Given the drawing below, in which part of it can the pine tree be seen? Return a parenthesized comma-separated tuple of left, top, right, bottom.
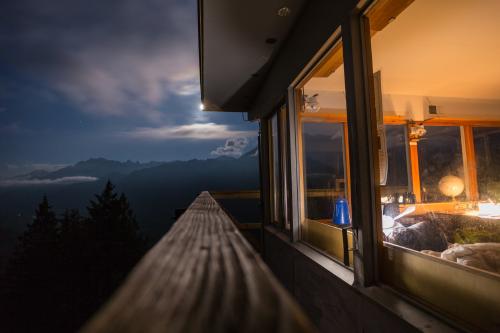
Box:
(19, 195, 59, 256)
(57, 208, 90, 332)
(6, 195, 61, 332)
(86, 181, 145, 304)
(3, 184, 146, 333)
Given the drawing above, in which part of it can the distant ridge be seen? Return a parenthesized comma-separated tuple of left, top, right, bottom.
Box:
(13, 158, 164, 180)
(0, 148, 260, 259)
(10, 149, 258, 181)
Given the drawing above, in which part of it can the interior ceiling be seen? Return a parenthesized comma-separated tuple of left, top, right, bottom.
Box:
(200, 0, 305, 111)
(306, 0, 500, 101)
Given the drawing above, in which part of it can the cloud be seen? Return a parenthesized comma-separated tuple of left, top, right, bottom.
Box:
(0, 163, 68, 179)
(211, 137, 249, 158)
(125, 123, 255, 140)
(7, 163, 68, 172)
(0, 0, 200, 118)
(0, 176, 98, 187)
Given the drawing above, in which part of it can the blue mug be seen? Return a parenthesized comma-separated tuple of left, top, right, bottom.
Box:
(333, 197, 350, 226)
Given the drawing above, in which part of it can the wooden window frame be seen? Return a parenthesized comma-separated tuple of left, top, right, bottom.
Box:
(359, 0, 500, 331)
(268, 112, 281, 226)
(288, 34, 360, 268)
(266, 106, 290, 230)
(297, 115, 354, 267)
(404, 120, 500, 204)
(278, 104, 292, 232)
(280, 0, 500, 329)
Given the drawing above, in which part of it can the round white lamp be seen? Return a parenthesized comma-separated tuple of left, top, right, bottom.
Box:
(438, 175, 465, 200)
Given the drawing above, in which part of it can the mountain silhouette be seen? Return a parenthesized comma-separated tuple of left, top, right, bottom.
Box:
(15, 158, 164, 180)
(0, 151, 260, 266)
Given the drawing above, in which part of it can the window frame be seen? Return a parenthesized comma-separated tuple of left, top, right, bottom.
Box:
(266, 105, 290, 231)
(298, 117, 354, 267)
(269, 112, 281, 225)
(276, 0, 500, 330)
(360, 0, 500, 330)
(288, 34, 359, 268)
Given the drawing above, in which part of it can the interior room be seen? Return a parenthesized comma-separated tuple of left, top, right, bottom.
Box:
(300, 0, 500, 276)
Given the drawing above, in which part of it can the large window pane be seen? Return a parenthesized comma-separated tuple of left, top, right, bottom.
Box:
(381, 125, 409, 199)
(368, 0, 500, 330)
(418, 126, 465, 203)
(474, 127, 500, 201)
(302, 122, 346, 220)
(296, 38, 353, 266)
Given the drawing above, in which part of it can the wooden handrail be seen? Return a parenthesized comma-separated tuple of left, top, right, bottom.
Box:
(80, 192, 315, 333)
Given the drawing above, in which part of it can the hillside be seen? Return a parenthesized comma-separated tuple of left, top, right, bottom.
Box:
(0, 152, 260, 266)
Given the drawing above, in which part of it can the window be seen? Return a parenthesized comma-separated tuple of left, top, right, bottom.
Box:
(381, 124, 409, 199)
(302, 122, 346, 220)
(367, 0, 500, 330)
(270, 113, 281, 225)
(474, 127, 500, 201)
(295, 38, 353, 266)
(268, 105, 290, 229)
(418, 126, 465, 203)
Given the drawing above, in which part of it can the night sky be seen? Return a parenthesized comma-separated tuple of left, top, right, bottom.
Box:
(0, 0, 258, 176)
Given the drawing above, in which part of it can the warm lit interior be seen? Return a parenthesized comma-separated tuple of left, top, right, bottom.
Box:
(298, 0, 500, 275)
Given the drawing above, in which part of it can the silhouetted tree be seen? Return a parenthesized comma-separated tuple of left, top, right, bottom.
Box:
(85, 181, 145, 308)
(2, 183, 146, 333)
(4, 196, 61, 332)
(57, 208, 88, 330)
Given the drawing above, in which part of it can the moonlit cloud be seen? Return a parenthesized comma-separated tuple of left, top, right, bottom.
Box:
(7, 163, 68, 172)
(0, 0, 199, 118)
(0, 176, 98, 187)
(211, 137, 250, 158)
(125, 123, 255, 140)
(0, 0, 259, 165)
(0, 163, 68, 179)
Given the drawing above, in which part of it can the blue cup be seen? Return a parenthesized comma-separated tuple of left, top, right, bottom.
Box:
(333, 197, 350, 226)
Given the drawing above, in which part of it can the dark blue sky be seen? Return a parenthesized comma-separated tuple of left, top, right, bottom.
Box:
(0, 0, 258, 175)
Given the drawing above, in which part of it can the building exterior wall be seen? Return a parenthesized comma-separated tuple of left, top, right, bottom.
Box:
(263, 228, 457, 333)
(249, 0, 359, 120)
(200, 1, 500, 332)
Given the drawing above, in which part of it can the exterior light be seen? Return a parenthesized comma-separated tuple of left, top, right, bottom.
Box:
(303, 94, 320, 113)
(277, 7, 291, 17)
(199, 103, 204, 111)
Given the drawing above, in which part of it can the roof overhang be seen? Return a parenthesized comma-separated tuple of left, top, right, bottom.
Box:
(198, 0, 305, 113)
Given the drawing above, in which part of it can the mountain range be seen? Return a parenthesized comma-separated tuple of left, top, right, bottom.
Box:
(0, 149, 260, 267)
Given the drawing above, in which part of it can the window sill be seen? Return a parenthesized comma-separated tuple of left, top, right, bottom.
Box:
(265, 224, 354, 284)
(264, 226, 461, 333)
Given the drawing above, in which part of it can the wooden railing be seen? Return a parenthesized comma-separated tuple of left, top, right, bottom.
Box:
(81, 192, 315, 333)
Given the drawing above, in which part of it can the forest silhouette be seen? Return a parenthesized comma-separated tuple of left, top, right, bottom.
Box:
(0, 181, 146, 333)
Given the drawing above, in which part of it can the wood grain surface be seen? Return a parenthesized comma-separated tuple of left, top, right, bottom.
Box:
(80, 192, 315, 333)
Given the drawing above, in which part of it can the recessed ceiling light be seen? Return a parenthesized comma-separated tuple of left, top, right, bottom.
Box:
(277, 6, 291, 17)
